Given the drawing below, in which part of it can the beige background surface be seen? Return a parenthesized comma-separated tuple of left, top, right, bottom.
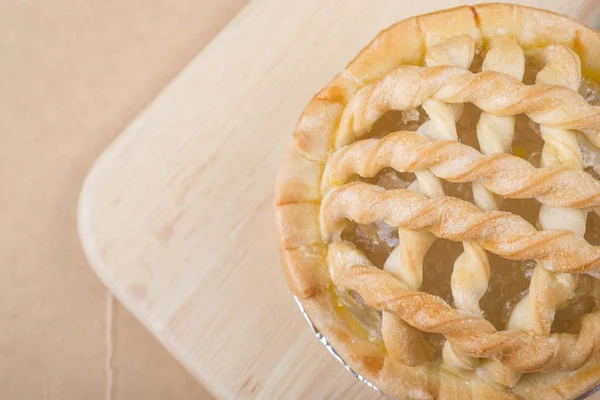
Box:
(0, 0, 246, 398)
(76, 1, 600, 400)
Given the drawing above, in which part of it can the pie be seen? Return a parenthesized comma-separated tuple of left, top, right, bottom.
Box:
(274, 4, 600, 399)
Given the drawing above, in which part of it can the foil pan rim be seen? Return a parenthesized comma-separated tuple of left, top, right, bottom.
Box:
(293, 296, 386, 397)
(294, 296, 600, 400)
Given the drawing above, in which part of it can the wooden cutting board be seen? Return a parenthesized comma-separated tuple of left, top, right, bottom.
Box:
(78, 1, 600, 399)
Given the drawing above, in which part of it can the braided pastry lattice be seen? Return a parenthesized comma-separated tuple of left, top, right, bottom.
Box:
(319, 33, 600, 389)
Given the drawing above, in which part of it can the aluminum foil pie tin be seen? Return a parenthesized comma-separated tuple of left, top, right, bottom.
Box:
(294, 296, 386, 396)
(294, 296, 600, 400)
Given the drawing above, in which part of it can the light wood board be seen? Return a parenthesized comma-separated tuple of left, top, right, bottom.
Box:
(78, 1, 600, 399)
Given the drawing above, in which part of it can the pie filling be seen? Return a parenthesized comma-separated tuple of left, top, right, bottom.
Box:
(330, 54, 600, 353)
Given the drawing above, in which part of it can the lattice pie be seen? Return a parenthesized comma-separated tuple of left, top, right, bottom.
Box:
(275, 4, 600, 399)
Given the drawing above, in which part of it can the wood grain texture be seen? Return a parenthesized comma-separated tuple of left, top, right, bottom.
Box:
(0, 0, 247, 399)
(78, 1, 600, 399)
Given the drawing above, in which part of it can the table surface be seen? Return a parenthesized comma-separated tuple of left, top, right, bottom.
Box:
(0, 0, 246, 398)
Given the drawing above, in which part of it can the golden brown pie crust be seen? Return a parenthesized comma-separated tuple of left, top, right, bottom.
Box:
(274, 4, 600, 399)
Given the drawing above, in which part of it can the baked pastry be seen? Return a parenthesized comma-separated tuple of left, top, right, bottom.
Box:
(275, 4, 600, 399)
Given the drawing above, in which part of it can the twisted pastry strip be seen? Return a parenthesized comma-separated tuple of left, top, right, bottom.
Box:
(379, 36, 469, 368)
(334, 65, 600, 149)
(472, 37, 524, 211)
(449, 242, 490, 316)
(470, 37, 526, 388)
(381, 184, 437, 366)
(321, 182, 600, 273)
(444, 238, 489, 371)
(510, 46, 585, 336)
(321, 131, 600, 211)
(382, 179, 437, 366)
(328, 240, 600, 373)
(419, 35, 473, 142)
(418, 35, 487, 371)
(536, 46, 587, 237)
